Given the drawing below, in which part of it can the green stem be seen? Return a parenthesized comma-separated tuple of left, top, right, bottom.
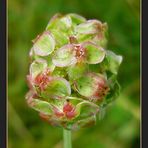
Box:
(63, 128, 72, 148)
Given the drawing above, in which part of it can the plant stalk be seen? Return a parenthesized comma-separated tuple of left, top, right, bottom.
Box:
(63, 128, 72, 148)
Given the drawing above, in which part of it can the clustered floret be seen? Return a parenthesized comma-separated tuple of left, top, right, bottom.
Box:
(26, 13, 122, 130)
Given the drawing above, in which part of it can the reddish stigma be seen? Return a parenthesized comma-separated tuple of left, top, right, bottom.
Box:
(54, 102, 76, 119)
(54, 108, 64, 118)
(34, 71, 51, 91)
(69, 36, 78, 44)
(94, 85, 109, 99)
(93, 79, 110, 99)
(74, 45, 86, 61)
(63, 102, 76, 119)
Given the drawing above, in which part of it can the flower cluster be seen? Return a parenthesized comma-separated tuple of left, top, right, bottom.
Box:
(26, 13, 122, 130)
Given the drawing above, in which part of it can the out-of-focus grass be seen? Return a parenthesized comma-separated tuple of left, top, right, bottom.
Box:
(8, 0, 140, 148)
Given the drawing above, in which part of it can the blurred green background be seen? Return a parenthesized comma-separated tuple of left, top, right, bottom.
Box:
(8, 0, 140, 148)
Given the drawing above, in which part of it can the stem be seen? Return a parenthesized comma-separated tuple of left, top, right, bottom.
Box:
(63, 128, 72, 148)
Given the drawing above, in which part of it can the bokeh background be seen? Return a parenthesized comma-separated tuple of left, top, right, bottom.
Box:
(8, 0, 140, 148)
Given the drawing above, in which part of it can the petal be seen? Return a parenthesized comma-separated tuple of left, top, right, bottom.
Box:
(66, 13, 86, 25)
(26, 91, 53, 115)
(74, 72, 109, 101)
(26, 75, 34, 90)
(92, 22, 108, 47)
(87, 64, 102, 73)
(52, 44, 77, 67)
(60, 97, 98, 120)
(33, 31, 55, 56)
(46, 14, 72, 33)
(52, 67, 67, 77)
(67, 63, 88, 80)
(76, 33, 95, 43)
(82, 42, 106, 64)
(75, 22, 108, 46)
(64, 96, 83, 107)
(46, 13, 62, 30)
(41, 77, 71, 99)
(75, 100, 99, 119)
(30, 99, 53, 115)
(29, 47, 34, 57)
(104, 75, 121, 105)
(43, 56, 55, 72)
(65, 96, 99, 116)
(75, 20, 102, 34)
(92, 33, 108, 48)
(71, 115, 96, 130)
(30, 58, 47, 79)
(102, 50, 123, 75)
(49, 97, 81, 120)
(50, 29, 69, 47)
(59, 15, 72, 29)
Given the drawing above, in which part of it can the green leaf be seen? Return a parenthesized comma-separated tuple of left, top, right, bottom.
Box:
(33, 31, 55, 56)
(52, 44, 77, 67)
(83, 42, 106, 64)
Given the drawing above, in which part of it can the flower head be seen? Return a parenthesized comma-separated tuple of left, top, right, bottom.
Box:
(26, 13, 122, 130)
